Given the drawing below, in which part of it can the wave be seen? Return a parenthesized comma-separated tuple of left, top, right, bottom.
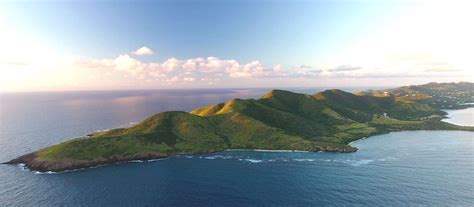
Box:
(203, 155, 235, 160)
(129, 160, 144, 163)
(335, 159, 374, 166)
(226, 149, 309, 153)
(245, 159, 263, 163)
(33, 171, 56, 175)
(17, 163, 26, 170)
(147, 158, 168, 162)
(377, 157, 398, 162)
(293, 158, 315, 162)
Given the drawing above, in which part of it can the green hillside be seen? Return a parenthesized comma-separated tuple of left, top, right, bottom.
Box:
(6, 82, 473, 172)
(356, 82, 474, 109)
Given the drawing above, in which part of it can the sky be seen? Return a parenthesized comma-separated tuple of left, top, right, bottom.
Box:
(0, 0, 473, 92)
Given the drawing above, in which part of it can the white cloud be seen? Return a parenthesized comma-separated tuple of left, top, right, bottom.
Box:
(161, 58, 179, 72)
(69, 55, 291, 87)
(114, 55, 143, 73)
(6, 50, 467, 92)
(183, 77, 196, 82)
(327, 65, 361, 72)
(132, 47, 154, 56)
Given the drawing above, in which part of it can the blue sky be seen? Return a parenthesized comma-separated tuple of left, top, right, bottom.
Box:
(0, 0, 472, 91)
(4, 1, 406, 64)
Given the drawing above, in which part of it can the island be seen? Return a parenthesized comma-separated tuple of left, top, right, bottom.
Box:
(5, 82, 474, 172)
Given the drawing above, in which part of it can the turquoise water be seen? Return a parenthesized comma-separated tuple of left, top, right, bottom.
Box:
(0, 89, 473, 206)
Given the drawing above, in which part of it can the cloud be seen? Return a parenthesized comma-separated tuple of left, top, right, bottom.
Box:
(3, 46, 470, 91)
(72, 52, 471, 88)
(132, 47, 154, 56)
(422, 62, 461, 72)
(183, 77, 196, 82)
(72, 55, 293, 86)
(327, 65, 361, 72)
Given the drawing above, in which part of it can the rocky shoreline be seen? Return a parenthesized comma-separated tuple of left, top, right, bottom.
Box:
(3, 152, 169, 172)
(4, 146, 357, 172)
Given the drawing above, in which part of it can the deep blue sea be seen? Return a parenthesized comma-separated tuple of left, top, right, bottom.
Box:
(1, 88, 473, 206)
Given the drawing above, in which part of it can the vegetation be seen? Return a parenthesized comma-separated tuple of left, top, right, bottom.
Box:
(6, 82, 473, 172)
(356, 82, 474, 109)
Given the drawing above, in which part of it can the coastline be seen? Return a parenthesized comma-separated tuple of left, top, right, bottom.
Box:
(5, 121, 474, 173)
(4, 88, 473, 173)
(5, 125, 474, 173)
(4, 146, 356, 173)
(225, 149, 311, 153)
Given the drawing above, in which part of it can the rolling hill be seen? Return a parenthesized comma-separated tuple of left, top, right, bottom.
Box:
(356, 82, 474, 109)
(5, 82, 473, 172)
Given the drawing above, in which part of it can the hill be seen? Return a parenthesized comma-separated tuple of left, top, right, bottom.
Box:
(355, 82, 474, 109)
(5, 82, 474, 172)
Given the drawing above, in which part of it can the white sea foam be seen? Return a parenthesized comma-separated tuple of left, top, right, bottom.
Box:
(226, 149, 309, 153)
(147, 158, 168, 162)
(293, 158, 315, 162)
(130, 160, 144, 163)
(205, 155, 235, 160)
(17, 163, 26, 170)
(245, 159, 263, 163)
(343, 159, 374, 166)
(375, 157, 399, 162)
(31, 171, 58, 175)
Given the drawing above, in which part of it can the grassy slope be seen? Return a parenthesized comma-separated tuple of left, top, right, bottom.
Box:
(35, 90, 472, 160)
(8, 84, 474, 171)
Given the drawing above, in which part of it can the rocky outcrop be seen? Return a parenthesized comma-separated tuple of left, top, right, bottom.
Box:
(4, 152, 169, 172)
(4, 146, 356, 172)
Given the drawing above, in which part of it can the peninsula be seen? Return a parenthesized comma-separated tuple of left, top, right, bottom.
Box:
(5, 82, 474, 172)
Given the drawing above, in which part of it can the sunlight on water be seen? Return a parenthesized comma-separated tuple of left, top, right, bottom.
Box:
(443, 108, 474, 126)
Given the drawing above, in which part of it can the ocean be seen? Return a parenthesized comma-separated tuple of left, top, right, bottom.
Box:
(0, 88, 473, 206)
